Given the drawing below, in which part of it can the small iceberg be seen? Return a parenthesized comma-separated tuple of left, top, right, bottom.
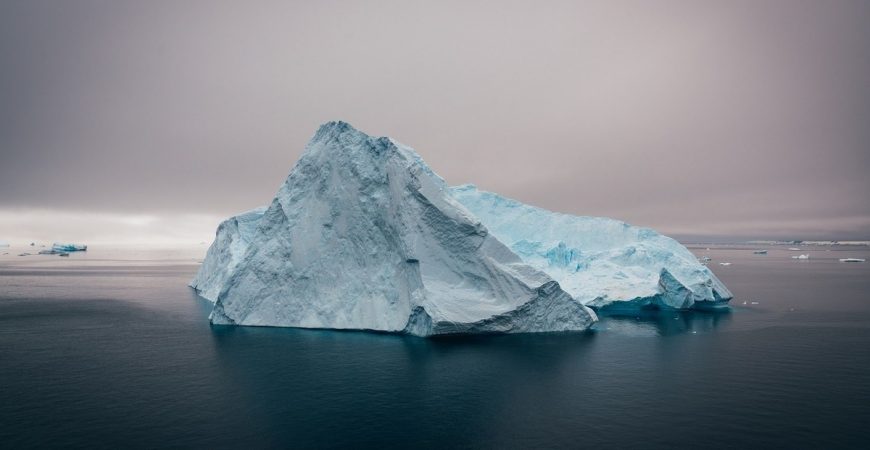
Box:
(788, 247, 802, 251)
(0, 240, 9, 248)
(753, 250, 767, 254)
(51, 243, 87, 252)
(792, 254, 809, 260)
(38, 243, 87, 255)
(719, 262, 732, 266)
(839, 258, 866, 263)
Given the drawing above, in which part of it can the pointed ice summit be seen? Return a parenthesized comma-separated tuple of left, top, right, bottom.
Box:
(191, 121, 597, 336)
(191, 121, 731, 336)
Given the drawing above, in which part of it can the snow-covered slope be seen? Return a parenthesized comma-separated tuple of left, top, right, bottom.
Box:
(450, 185, 732, 311)
(192, 122, 596, 336)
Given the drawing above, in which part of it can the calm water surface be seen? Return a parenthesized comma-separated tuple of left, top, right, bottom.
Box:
(1, 244, 869, 448)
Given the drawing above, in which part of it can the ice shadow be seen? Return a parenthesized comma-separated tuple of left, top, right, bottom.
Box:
(593, 307, 733, 337)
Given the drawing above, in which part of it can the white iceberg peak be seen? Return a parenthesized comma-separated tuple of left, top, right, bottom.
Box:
(192, 121, 596, 336)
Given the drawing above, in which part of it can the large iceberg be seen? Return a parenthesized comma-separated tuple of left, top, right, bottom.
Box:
(450, 185, 732, 311)
(192, 121, 732, 335)
(191, 122, 596, 336)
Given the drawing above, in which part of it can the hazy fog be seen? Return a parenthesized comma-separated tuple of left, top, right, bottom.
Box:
(1, 0, 868, 243)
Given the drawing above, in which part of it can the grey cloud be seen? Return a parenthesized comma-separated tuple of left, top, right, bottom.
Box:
(0, 0, 868, 241)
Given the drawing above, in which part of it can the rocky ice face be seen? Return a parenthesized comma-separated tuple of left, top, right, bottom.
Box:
(192, 121, 597, 336)
(450, 185, 733, 312)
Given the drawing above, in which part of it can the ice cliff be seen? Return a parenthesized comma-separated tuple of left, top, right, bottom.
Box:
(191, 121, 597, 336)
(450, 185, 732, 311)
(190, 207, 266, 301)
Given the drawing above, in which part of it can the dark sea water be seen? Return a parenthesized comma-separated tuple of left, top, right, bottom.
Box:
(1, 244, 869, 449)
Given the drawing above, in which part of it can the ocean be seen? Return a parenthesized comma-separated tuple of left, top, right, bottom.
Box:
(1, 244, 869, 448)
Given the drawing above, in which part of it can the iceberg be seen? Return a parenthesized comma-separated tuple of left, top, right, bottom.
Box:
(0, 240, 9, 247)
(52, 243, 87, 252)
(450, 186, 733, 312)
(191, 122, 596, 336)
(192, 121, 733, 335)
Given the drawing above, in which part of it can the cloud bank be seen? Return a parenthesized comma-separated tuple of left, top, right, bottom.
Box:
(1, 0, 868, 242)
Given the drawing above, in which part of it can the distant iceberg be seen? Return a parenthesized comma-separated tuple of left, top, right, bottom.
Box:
(36, 243, 87, 255)
(0, 240, 9, 247)
(191, 121, 731, 336)
(52, 243, 87, 252)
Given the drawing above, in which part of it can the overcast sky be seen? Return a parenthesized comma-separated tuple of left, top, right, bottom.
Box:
(1, 0, 868, 244)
